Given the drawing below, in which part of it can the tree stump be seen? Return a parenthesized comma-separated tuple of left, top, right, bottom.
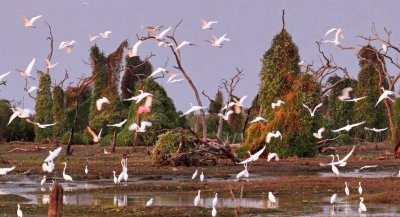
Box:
(48, 182, 63, 217)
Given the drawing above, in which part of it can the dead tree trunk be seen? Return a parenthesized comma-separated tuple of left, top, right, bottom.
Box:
(216, 117, 224, 140)
(132, 113, 141, 149)
(66, 95, 80, 155)
(48, 182, 63, 217)
(111, 130, 117, 153)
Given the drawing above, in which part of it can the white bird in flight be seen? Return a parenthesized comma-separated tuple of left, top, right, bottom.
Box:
(8, 107, 35, 125)
(355, 165, 379, 173)
(155, 27, 171, 40)
(232, 95, 247, 114)
(302, 102, 323, 117)
(324, 28, 344, 45)
(45, 58, 58, 69)
(42, 160, 54, 173)
(129, 121, 152, 132)
(31, 121, 57, 129)
(238, 145, 266, 164)
(127, 40, 143, 57)
(179, 105, 206, 117)
(107, 119, 127, 128)
(16, 58, 36, 78)
(21, 15, 42, 28)
(329, 154, 340, 176)
(319, 146, 355, 167)
(0, 71, 11, 81)
(375, 87, 397, 106)
(148, 67, 166, 78)
(271, 100, 285, 109)
(206, 33, 230, 48)
(87, 126, 102, 142)
(100, 31, 112, 39)
(236, 163, 249, 179)
(59, 40, 77, 54)
(313, 127, 325, 139)
(344, 96, 367, 102)
(44, 147, 62, 162)
(331, 121, 365, 132)
(249, 116, 267, 124)
(266, 131, 282, 143)
(201, 19, 218, 30)
(124, 90, 152, 104)
(96, 97, 110, 111)
(26, 86, 38, 94)
(364, 127, 387, 132)
(89, 34, 99, 42)
(338, 87, 353, 101)
(141, 25, 162, 37)
(218, 110, 233, 121)
(267, 152, 279, 162)
(0, 166, 16, 175)
(165, 70, 184, 83)
(175, 41, 195, 51)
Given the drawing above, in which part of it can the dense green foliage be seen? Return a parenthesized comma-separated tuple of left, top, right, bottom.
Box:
(34, 73, 54, 142)
(246, 29, 320, 157)
(0, 100, 34, 141)
(152, 131, 180, 164)
(65, 88, 92, 134)
(354, 45, 388, 141)
(118, 79, 182, 146)
(52, 86, 67, 141)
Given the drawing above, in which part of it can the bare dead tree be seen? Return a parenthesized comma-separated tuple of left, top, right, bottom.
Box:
(138, 19, 208, 140)
(66, 73, 98, 155)
(45, 22, 54, 75)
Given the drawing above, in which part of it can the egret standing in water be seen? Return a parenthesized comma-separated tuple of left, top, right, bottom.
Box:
(40, 176, 46, 186)
(17, 204, 23, 217)
(85, 165, 88, 175)
(192, 170, 198, 179)
(194, 190, 201, 206)
(146, 198, 153, 207)
(359, 197, 367, 213)
(200, 172, 204, 182)
(329, 155, 340, 176)
(345, 182, 350, 196)
(268, 192, 276, 203)
(62, 162, 73, 182)
(358, 182, 363, 194)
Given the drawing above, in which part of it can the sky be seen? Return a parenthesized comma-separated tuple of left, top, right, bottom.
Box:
(0, 0, 399, 111)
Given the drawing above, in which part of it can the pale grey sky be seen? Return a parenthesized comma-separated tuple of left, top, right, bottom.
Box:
(0, 0, 399, 111)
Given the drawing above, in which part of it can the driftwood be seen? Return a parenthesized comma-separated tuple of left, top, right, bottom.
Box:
(48, 182, 63, 217)
(9, 146, 50, 153)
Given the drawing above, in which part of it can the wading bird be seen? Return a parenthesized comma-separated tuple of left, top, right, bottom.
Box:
(40, 176, 46, 185)
(194, 190, 201, 206)
(200, 172, 204, 182)
(236, 163, 249, 179)
(345, 182, 350, 196)
(330, 193, 337, 204)
(0, 166, 16, 175)
(268, 192, 276, 203)
(85, 165, 88, 175)
(212, 193, 218, 208)
(358, 182, 363, 194)
(359, 197, 367, 213)
(146, 198, 153, 207)
(329, 154, 340, 176)
(267, 153, 279, 162)
(192, 170, 198, 179)
(17, 204, 23, 217)
(238, 145, 266, 164)
(62, 162, 73, 182)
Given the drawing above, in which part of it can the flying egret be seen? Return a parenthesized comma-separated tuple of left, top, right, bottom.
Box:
(330, 193, 337, 204)
(232, 95, 247, 114)
(87, 126, 102, 142)
(62, 162, 73, 182)
(236, 163, 249, 179)
(212, 193, 218, 208)
(107, 119, 127, 128)
(249, 116, 267, 124)
(155, 27, 171, 40)
(45, 58, 58, 69)
(331, 121, 365, 132)
(320, 146, 355, 167)
(194, 190, 201, 206)
(0, 166, 16, 175)
(8, 107, 34, 125)
(42, 160, 54, 173)
(364, 127, 388, 132)
(44, 147, 62, 162)
(128, 121, 152, 132)
(345, 182, 350, 196)
(302, 103, 323, 117)
(329, 155, 340, 176)
(266, 131, 282, 143)
(26, 86, 38, 94)
(141, 25, 162, 37)
(359, 197, 367, 213)
(16, 58, 35, 78)
(206, 33, 230, 48)
(201, 19, 218, 30)
(59, 40, 77, 54)
(148, 67, 166, 78)
(127, 40, 143, 57)
(268, 192, 276, 203)
(180, 105, 206, 117)
(338, 87, 353, 101)
(0, 71, 11, 81)
(123, 90, 152, 104)
(112, 171, 118, 184)
(200, 172, 204, 182)
(17, 204, 23, 217)
(40, 176, 46, 186)
(313, 127, 325, 139)
(192, 170, 198, 179)
(175, 41, 195, 51)
(238, 146, 266, 164)
(271, 100, 285, 109)
(21, 15, 42, 28)
(96, 97, 110, 111)
(324, 28, 344, 45)
(85, 165, 88, 175)
(220, 102, 235, 112)
(99, 30, 112, 39)
(358, 182, 363, 194)
(375, 87, 397, 106)
(218, 110, 233, 121)
(344, 96, 367, 102)
(28, 120, 57, 129)
(267, 153, 279, 162)
(88, 34, 99, 42)
(146, 198, 154, 207)
(355, 165, 379, 173)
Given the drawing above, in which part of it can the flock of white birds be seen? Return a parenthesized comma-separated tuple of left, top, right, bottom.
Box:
(0, 12, 399, 217)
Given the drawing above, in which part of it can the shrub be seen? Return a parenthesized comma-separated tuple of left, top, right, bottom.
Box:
(61, 132, 88, 145)
(152, 131, 180, 164)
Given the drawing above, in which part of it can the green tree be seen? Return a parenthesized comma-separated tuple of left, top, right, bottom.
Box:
(354, 45, 388, 141)
(245, 28, 320, 157)
(118, 79, 182, 146)
(208, 90, 223, 114)
(34, 73, 53, 142)
(0, 100, 35, 142)
(52, 86, 67, 140)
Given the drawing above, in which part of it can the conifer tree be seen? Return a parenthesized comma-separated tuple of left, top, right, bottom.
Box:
(34, 73, 54, 142)
(52, 86, 66, 140)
